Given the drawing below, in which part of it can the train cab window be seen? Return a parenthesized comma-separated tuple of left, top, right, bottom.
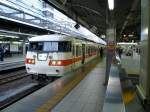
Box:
(29, 41, 71, 52)
(44, 42, 58, 51)
(29, 42, 43, 51)
(44, 41, 71, 52)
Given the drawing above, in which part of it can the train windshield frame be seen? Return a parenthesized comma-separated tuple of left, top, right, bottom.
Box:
(29, 41, 71, 52)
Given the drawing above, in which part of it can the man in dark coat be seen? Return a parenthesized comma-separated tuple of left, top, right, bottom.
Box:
(100, 47, 104, 58)
(118, 48, 123, 59)
(0, 45, 4, 61)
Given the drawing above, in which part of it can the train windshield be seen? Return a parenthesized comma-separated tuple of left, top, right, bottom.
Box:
(29, 41, 71, 52)
(29, 42, 43, 51)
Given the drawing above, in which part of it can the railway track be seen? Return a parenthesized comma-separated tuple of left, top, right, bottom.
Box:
(0, 84, 42, 110)
(0, 69, 42, 110)
(0, 69, 54, 110)
(0, 70, 30, 85)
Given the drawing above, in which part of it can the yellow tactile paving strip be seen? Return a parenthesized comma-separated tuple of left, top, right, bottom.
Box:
(123, 90, 136, 104)
(121, 79, 136, 104)
(36, 59, 100, 112)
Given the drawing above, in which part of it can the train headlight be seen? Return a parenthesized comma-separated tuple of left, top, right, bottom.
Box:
(57, 61, 61, 65)
(28, 59, 31, 63)
(49, 60, 62, 66)
(25, 58, 35, 64)
(52, 61, 56, 65)
(31, 60, 35, 64)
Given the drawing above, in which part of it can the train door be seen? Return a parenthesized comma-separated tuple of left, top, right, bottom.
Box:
(82, 44, 85, 64)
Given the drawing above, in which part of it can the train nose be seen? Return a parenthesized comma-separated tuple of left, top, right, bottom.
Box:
(38, 53, 48, 61)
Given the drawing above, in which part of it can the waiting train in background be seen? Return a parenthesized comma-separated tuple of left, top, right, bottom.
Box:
(25, 34, 104, 80)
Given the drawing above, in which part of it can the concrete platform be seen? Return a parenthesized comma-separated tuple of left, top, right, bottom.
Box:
(51, 59, 106, 112)
(0, 55, 24, 63)
(0, 55, 24, 71)
(1, 58, 106, 112)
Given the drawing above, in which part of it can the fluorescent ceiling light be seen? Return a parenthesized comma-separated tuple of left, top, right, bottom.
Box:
(0, 34, 14, 38)
(117, 42, 137, 45)
(108, 0, 114, 10)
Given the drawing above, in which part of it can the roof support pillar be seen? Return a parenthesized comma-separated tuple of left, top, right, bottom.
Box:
(137, 0, 150, 110)
(104, 3, 116, 85)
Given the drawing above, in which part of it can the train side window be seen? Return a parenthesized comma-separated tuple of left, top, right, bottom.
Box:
(86, 46, 88, 54)
(88, 46, 90, 55)
(72, 45, 75, 56)
(76, 46, 79, 56)
(79, 46, 82, 56)
(58, 41, 71, 52)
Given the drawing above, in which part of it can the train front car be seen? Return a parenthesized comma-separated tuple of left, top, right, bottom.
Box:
(25, 34, 73, 79)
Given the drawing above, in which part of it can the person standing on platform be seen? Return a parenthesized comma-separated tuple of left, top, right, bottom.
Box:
(0, 45, 4, 61)
(100, 47, 104, 58)
(118, 47, 123, 59)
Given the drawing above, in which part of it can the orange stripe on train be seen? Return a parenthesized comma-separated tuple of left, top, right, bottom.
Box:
(49, 53, 97, 66)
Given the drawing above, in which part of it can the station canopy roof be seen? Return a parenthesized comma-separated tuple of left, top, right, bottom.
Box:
(45, 0, 141, 42)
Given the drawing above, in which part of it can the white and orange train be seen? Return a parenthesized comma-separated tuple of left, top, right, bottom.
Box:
(25, 34, 103, 80)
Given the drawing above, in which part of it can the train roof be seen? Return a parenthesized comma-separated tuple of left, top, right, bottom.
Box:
(29, 34, 106, 45)
(29, 34, 73, 42)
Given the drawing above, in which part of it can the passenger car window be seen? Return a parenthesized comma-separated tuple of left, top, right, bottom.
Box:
(76, 46, 79, 56)
(58, 41, 71, 52)
(72, 45, 75, 56)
